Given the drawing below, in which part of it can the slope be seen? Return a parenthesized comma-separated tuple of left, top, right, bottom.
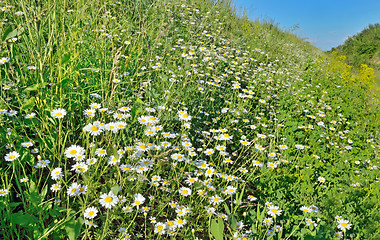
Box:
(0, 0, 379, 239)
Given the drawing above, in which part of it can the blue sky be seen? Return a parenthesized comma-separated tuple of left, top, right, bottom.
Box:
(233, 0, 380, 51)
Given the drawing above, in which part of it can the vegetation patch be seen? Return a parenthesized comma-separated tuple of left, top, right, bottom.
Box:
(0, 0, 379, 239)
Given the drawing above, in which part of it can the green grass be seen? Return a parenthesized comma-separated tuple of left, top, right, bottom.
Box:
(330, 23, 380, 95)
(330, 23, 380, 68)
(0, 0, 379, 239)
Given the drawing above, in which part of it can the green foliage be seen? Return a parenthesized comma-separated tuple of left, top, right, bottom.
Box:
(330, 23, 380, 91)
(0, 0, 379, 239)
(210, 218, 225, 240)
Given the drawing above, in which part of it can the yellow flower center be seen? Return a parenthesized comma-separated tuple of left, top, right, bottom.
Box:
(9, 155, 15, 159)
(88, 211, 94, 216)
(157, 225, 164, 230)
(182, 190, 188, 194)
(271, 209, 278, 213)
(341, 223, 348, 227)
(104, 196, 113, 203)
(70, 150, 77, 155)
(135, 201, 141, 205)
(91, 126, 98, 131)
(56, 112, 62, 116)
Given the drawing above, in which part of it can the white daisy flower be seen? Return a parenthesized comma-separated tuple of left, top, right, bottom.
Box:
(67, 182, 81, 197)
(4, 151, 20, 162)
(337, 219, 352, 231)
(50, 183, 61, 192)
(99, 191, 119, 209)
(179, 187, 191, 197)
(83, 122, 103, 136)
(267, 205, 282, 217)
(64, 145, 85, 159)
(84, 206, 98, 219)
(209, 195, 224, 205)
(132, 193, 146, 208)
(51, 167, 64, 180)
(51, 108, 67, 119)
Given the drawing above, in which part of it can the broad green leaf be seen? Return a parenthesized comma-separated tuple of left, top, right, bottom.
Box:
(210, 218, 224, 240)
(29, 179, 37, 194)
(12, 212, 37, 226)
(111, 145, 119, 160)
(39, 82, 49, 88)
(223, 202, 231, 215)
(21, 97, 35, 111)
(9, 202, 22, 208)
(131, 106, 140, 120)
(24, 84, 39, 92)
(64, 217, 82, 240)
(41, 184, 48, 199)
(259, 206, 266, 222)
(62, 53, 71, 64)
(233, 183, 246, 213)
(2, 26, 13, 41)
(228, 214, 237, 231)
(135, 97, 144, 105)
(3, 27, 24, 41)
(111, 185, 120, 195)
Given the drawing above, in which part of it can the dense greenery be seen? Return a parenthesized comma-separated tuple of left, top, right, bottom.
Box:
(331, 23, 380, 67)
(0, 0, 379, 239)
(330, 23, 380, 88)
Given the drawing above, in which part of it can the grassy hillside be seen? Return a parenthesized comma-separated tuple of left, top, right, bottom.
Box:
(0, 0, 379, 239)
(330, 23, 380, 89)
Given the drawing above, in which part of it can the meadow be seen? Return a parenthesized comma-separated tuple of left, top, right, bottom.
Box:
(0, 0, 379, 239)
